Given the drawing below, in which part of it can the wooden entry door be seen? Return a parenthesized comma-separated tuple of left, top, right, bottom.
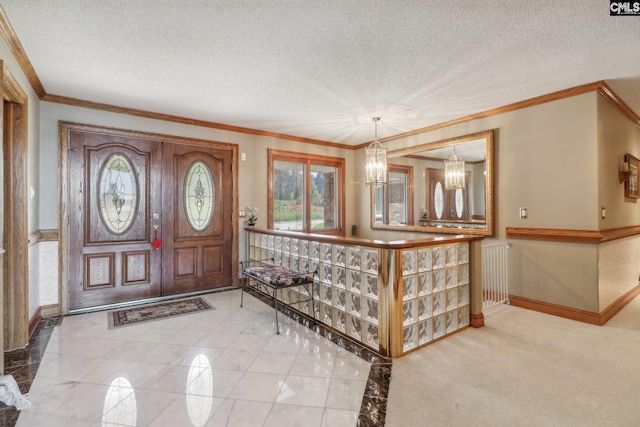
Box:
(69, 132, 163, 310)
(69, 130, 234, 310)
(161, 143, 233, 295)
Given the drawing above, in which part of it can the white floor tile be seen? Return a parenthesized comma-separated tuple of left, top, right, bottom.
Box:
(275, 375, 331, 407)
(146, 393, 224, 427)
(321, 408, 359, 427)
(205, 398, 272, 427)
(247, 351, 297, 375)
(264, 403, 324, 427)
(289, 354, 334, 378)
(209, 348, 259, 371)
(196, 330, 242, 348)
(18, 290, 370, 427)
(331, 355, 370, 381)
(325, 379, 366, 411)
(228, 371, 286, 402)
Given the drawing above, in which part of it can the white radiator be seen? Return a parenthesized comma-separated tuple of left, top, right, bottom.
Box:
(482, 242, 510, 310)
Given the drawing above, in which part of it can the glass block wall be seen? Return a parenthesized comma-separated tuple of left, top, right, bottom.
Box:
(400, 243, 470, 352)
(248, 232, 382, 351)
(246, 231, 472, 357)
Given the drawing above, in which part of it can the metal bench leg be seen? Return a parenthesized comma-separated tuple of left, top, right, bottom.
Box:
(240, 278, 245, 307)
(274, 288, 280, 334)
(311, 282, 316, 320)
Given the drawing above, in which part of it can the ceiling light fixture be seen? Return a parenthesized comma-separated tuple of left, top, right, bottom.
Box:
(444, 145, 465, 190)
(365, 117, 387, 185)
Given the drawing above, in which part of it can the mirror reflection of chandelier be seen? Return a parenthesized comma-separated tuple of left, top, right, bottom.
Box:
(444, 145, 465, 190)
(365, 117, 387, 185)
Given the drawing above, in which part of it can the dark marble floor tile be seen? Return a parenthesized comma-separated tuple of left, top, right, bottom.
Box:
(3, 350, 31, 370)
(5, 363, 40, 387)
(1, 316, 60, 427)
(359, 394, 388, 425)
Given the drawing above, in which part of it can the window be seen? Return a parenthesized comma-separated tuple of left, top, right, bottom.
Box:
(268, 150, 345, 235)
(373, 165, 414, 226)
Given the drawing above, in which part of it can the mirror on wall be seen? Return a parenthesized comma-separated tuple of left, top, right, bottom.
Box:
(371, 130, 494, 236)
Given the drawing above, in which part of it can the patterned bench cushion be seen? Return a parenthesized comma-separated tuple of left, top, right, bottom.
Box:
(244, 265, 314, 287)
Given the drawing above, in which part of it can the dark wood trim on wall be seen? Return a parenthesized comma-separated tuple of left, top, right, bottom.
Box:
(3, 64, 30, 351)
(29, 229, 59, 246)
(506, 227, 603, 244)
(355, 82, 605, 149)
(509, 284, 640, 326)
(506, 226, 640, 244)
(28, 306, 41, 339)
(267, 149, 346, 236)
(43, 94, 350, 150)
(598, 82, 640, 129)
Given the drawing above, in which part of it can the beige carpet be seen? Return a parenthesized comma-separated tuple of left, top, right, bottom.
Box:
(386, 298, 640, 426)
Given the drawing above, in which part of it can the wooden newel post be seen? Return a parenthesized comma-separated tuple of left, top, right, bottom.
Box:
(469, 238, 485, 328)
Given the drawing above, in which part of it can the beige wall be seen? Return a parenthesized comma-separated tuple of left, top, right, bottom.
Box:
(356, 93, 602, 312)
(597, 95, 640, 229)
(31, 84, 640, 315)
(596, 94, 640, 309)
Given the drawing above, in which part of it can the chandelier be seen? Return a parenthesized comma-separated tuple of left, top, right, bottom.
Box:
(444, 145, 465, 190)
(365, 117, 387, 185)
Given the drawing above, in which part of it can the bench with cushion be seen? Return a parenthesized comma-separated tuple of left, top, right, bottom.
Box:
(240, 260, 317, 334)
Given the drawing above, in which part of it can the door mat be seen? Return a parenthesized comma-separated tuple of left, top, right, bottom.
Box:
(108, 297, 214, 329)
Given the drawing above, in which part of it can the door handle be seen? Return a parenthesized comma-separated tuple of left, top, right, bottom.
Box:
(151, 225, 162, 250)
(0, 248, 5, 255)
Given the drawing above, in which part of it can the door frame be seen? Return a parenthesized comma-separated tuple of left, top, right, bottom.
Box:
(59, 121, 239, 313)
(1, 63, 29, 351)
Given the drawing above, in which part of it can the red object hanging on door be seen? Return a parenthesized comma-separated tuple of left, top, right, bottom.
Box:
(151, 227, 162, 249)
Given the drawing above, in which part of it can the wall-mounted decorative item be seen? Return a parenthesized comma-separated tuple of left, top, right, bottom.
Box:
(624, 154, 639, 199)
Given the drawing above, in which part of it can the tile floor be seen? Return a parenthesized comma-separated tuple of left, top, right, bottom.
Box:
(12, 289, 378, 427)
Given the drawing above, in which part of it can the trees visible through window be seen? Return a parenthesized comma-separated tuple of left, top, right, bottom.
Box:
(269, 150, 344, 235)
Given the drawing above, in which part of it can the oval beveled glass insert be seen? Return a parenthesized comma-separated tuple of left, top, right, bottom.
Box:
(455, 188, 464, 218)
(434, 181, 444, 219)
(99, 154, 139, 234)
(185, 161, 215, 231)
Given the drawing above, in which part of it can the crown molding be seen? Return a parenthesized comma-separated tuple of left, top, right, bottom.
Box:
(354, 81, 609, 150)
(0, 5, 46, 98)
(597, 81, 640, 129)
(42, 93, 352, 150)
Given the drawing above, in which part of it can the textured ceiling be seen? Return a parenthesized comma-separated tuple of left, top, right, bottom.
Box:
(1, 1, 640, 145)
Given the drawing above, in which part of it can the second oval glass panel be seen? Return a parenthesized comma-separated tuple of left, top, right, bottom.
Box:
(185, 161, 215, 231)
